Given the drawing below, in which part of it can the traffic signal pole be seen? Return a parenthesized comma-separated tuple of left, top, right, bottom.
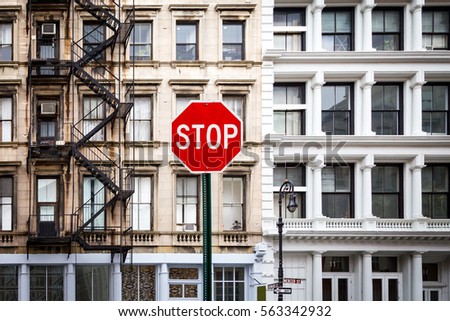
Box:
(202, 173, 212, 301)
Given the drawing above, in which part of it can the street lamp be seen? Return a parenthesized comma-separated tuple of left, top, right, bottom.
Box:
(277, 180, 298, 301)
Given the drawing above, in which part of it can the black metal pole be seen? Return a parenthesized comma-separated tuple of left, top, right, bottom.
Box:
(202, 173, 212, 301)
(277, 180, 296, 301)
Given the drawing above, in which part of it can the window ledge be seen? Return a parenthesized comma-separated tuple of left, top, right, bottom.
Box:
(218, 60, 257, 68)
(171, 60, 207, 68)
(0, 62, 19, 68)
(0, 143, 19, 148)
(125, 60, 160, 68)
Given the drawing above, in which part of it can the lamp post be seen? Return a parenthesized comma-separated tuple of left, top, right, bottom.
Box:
(277, 180, 298, 301)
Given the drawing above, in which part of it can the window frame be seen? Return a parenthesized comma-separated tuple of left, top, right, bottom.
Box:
(273, 83, 306, 135)
(371, 83, 403, 135)
(83, 176, 106, 231)
(273, 8, 306, 52)
(322, 8, 354, 51)
(0, 22, 13, 61)
(176, 21, 198, 60)
(422, 8, 450, 50)
(0, 96, 13, 142)
(0, 265, 18, 301)
(422, 83, 449, 135)
(83, 21, 106, 61)
(322, 164, 354, 218)
(222, 176, 245, 231)
(273, 163, 306, 219)
(30, 265, 64, 301)
(36, 176, 59, 236)
(128, 96, 153, 141)
(132, 176, 153, 230)
(0, 176, 13, 231)
(422, 164, 449, 219)
(82, 96, 106, 141)
(176, 176, 199, 231)
(372, 164, 404, 219)
(222, 20, 245, 61)
(372, 8, 403, 51)
(214, 266, 246, 301)
(321, 83, 354, 135)
(130, 21, 152, 61)
(76, 265, 109, 301)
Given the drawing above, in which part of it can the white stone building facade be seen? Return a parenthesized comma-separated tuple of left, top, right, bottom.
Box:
(261, 0, 450, 301)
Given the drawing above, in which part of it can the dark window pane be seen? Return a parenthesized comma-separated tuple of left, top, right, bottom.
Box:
(382, 194, 399, 218)
(433, 166, 449, 192)
(334, 35, 351, 51)
(388, 279, 398, 301)
(322, 279, 332, 301)
(373, 279, 382, 301)
(338, 278, 348, 301)
(432, 194, 448, 218)
(422, 194, 431, 217)
(423, 263, 439, 282)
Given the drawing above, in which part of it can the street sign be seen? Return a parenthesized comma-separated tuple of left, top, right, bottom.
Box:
(284, 278, 302, 284)
(171, 101, 242, 173)
(273, 287, 292, 295)
(267, 283, 280, 290)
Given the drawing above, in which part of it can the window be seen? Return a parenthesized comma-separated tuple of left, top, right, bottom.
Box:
(372, 165, 403, 218)
(122, 265, 156, 301)
(322, 84, 353, 135)
(223, 95, 244, 120)
(0, 176, 12, 231)
(222, 21, 244, 61)
(168, 267, 200, 300)
(273, 164, 305, 219)
(176, 22, 197, 60)
(30, 266, 64, 301)
(322, 257, 350, 301)
(372, 9, 402, 50)
(128, 97, 152, 141)
(76, 265, 109, 301)
(372, 257, 399, 301)
(37, 99, 58, 145)
(422, 263, 439, 282)
(214, 267, 245, 301)
(83, 96, 105, 141)
(0, 23, 12, 61)
(422, 9, 450, 50)
(273, 83, 305, 135)
(322, 8, 353, 51)
(273, 8, 305, 51)
(176, 94, 199, 115)
(372, 84, 402, 135)
(37, 21, 58, 60)
(37, 177, 58, 237)
(130, 22, 152, 60)
(422, 84, 449, 134)
(132, 176, 152, 230)
(0, 266, 18, 300)
(176, 176, 198, 231)
(322, 257, 350, 272)
(83, 177, 105, 230)
(422, 165, 449, 219)
(0, 97, 12, 142)
(223, 177, 244, 230)
(83, 22, 105, 60)
(322, 165, 353, 218)
(372, 257, 398, 272)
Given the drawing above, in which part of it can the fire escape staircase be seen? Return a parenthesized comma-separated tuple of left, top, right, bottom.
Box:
(71, 0, 133, 259)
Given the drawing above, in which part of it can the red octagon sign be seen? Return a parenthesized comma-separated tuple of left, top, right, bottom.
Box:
(171, 101, 242, 173)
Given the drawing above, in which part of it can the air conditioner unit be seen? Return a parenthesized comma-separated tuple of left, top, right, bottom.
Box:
(41, 23, 56, 35)
(183, 224, 196, 231)
(40, 103, 57, 115)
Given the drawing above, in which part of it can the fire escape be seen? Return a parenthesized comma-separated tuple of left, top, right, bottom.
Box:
(27, 0, 134, 260)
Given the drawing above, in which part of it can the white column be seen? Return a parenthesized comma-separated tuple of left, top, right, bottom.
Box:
(19, 264, 29, 301)
(362, 252, 373, 301)
(411, 252, 424, 301)
(361, 72, 376, 135)
(361, 155, 375, 218)
(361, 0, 376, 51)
(66, 264, 76, 301)
(411, 0, 425, 51)
(311, 72, 325, 136)
(310, 156, 325, 218)
(112, 262, 122, 301)
(312, 252, 323, 301)
(159, 263, 169, 300)
(312, 0, 325, 51)
(410, 72, 426, 136)
(411, 155, 426, 218)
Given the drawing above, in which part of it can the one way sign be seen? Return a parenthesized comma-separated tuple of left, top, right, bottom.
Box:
(273, 287, 292, 295)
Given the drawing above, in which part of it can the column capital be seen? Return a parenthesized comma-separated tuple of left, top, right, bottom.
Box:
(361, 71, 376, 89)
(312, 71, 325, 89)
(361, 165, 375, 172)
(410, 71, 427, 89)
(361, 0, 376, 13)
(410, 154, 426, 172)
(410, 165, 426, 172)
(412, 251, 426, 256)
(362, 251, 376, 256)
(312, 251, 325, 256)
(311, 0, 325, 13)
(410, 0, 425, 13)
(308, 155, 325, 170)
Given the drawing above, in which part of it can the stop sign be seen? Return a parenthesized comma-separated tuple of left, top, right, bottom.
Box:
(171, 101, 242, 172)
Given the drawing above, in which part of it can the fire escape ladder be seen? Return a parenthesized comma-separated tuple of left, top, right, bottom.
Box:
(71, 0, 133, 257)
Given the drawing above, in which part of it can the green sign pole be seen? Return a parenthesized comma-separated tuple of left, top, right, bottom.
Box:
(202, 173, 212, 301)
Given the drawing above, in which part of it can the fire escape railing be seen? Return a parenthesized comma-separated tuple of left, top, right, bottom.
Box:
(71, 0, 133, 258)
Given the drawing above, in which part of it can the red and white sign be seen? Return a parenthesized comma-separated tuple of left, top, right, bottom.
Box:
(171, 101, 242, 173)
